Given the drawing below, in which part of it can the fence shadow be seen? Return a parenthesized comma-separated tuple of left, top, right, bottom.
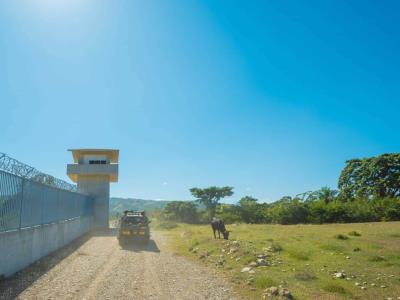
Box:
(92, 228, 118, 237)
(0, 233, 91, 300)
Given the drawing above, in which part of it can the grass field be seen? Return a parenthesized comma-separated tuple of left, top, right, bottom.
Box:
(159, 222, 400, 299)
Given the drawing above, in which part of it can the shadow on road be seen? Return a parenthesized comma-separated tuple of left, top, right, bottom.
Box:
(92, 228, 118, 237)
(0, 233, 92, 300)
(119, 238, 161, 253)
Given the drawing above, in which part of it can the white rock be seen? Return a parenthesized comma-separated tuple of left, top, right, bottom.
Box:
(335, 272, 346, 279)
(257, 259, 268, 266)
(241, 267, 251, 273)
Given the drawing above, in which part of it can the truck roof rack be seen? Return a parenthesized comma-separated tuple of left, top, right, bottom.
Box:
(123, 210, 145, 216)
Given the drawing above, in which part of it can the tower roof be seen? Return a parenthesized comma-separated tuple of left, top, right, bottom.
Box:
(68, 149, 119, 163)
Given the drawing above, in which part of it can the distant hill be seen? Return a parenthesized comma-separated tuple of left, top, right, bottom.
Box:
(109, 197, 171, 217)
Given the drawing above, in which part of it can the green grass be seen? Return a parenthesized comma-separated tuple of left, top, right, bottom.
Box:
(320, 243, 345, 252)
(368, 255, 386, 262)
(294, 271, 317, 281)
(322, 283, 350, 295)
(159, 221, 400, 300)
(348, 231, 362, 236)
(288, 249, 311, 260)
(254, 275, 276, 288)
(389, 233, 400, 238)
(153, 220, 178, 229)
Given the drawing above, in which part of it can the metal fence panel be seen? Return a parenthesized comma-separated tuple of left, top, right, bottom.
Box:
(41, 186, 60, 224)
(0, 170, 93, 232)
(0, 171, 22, 231)
(20, 180, 43, 228)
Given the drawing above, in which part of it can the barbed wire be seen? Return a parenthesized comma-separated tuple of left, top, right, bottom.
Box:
(0, 152, 78, 192)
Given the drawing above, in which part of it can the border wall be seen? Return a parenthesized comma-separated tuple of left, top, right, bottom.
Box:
(0, 170, 93, 277)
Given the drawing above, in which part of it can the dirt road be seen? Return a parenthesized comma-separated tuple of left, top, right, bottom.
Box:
(0, 230, 237, 300)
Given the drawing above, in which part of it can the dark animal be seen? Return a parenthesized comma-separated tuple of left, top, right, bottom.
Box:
(211, 218, 230, 240)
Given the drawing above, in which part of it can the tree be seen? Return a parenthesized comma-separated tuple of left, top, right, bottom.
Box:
(163, 201, 198, 223)
(306, 187, 338, 204)
(238, 196, 263, 223)
(189, 186, 234, 220)
(268, 197, 308, 224)
(216, 204, 242, 224)
(338, 153, 400, 199)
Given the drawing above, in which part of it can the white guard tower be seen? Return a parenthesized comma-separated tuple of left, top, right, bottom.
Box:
(67, 149, 119, 229)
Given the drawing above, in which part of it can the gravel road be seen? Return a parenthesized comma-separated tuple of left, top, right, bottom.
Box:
(0, 230, 237, 300)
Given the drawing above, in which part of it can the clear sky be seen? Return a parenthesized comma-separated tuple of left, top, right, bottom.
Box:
(0, 0, 399, 202)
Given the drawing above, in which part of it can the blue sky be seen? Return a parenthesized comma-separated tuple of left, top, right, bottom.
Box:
(0, 0, 399, 202)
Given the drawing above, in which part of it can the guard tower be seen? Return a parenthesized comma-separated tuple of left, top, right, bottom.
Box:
(67, 149, 119, 229)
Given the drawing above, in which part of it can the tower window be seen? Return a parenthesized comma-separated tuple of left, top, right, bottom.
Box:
(89, 160, 107, 164)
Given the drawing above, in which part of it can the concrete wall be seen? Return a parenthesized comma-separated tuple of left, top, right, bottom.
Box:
(67, 164, 118, 181)
(0, 216, 92, 277)
(77, 175, 110, 229)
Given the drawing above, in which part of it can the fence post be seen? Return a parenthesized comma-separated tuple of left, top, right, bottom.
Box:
(19, 178, 24, 230)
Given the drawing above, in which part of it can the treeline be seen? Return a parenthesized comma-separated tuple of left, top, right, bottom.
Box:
(160, 153, 400, 225)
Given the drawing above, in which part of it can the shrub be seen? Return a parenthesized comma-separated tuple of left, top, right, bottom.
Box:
(348, 231, 361, 236)
(270, 243, 283, 252)
(334, 234, 349, 240)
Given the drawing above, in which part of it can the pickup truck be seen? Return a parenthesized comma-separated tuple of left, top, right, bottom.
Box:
(118, 210, 150, 244)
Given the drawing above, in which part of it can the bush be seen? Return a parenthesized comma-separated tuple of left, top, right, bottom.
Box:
(348, 231, 361, 236)
(157, 187, 400, 226)
(269, 198, 309, 224)
(270, 243, 283, 252)
(334, 234, 349, 240)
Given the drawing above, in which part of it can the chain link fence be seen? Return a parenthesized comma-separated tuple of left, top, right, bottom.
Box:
(0, 170, 93, 232)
